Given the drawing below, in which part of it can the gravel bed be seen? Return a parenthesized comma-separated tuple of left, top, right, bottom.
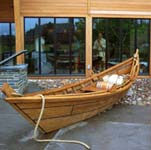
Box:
(120, 78, 151, 106)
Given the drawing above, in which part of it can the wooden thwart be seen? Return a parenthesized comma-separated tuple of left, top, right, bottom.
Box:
(81, 84, 107, 92)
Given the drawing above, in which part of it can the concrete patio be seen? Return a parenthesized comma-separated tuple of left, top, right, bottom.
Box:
(0, 96, 151, 150)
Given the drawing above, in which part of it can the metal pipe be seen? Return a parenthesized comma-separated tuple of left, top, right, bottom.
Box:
(0, 50, 27, 66)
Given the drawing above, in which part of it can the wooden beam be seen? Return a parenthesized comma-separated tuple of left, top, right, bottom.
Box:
(85, 16, 92, 77)
(13, 0, 24, 64)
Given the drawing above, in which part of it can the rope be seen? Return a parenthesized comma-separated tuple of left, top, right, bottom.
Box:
(32, 94, 91, 150)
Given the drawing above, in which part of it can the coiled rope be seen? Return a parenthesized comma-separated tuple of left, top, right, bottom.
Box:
(32, 94, 91, 150)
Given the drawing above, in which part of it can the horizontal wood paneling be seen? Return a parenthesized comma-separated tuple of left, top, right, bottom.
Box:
(20, 0, 88, 16)
(91, 0, 151, 11)
(0, 0, 14, 22)
(90, 0, 151, 18)
(2, 0, 151, 21)
(20, 0, 151, 18)
(23, 106, 72, 120)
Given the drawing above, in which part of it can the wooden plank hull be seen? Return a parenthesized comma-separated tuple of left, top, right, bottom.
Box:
(4, 86, 129, 133)
(1, 50, 139, 133)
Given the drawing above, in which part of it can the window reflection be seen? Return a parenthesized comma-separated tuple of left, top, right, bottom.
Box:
(0, 23, 15, 65)
(40, 18, 54, 74)
(72, 18, 85, 74)
(136, 19, 150, 75)
(55, 18, 70, 74)
(24, 17, 85, 76)
(0, 23, 9, 35)
(92, 18, 150, 75)
(24, 18, 39, 74)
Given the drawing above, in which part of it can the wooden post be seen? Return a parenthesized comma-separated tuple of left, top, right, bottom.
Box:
(13, 0, 24, 64)
(86, 16, 92, 77)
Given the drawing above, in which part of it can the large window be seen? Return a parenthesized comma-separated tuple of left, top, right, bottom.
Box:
(24, 17, 85, 76)
(0, 23, 15, 65)
(92, 18, 150, 75)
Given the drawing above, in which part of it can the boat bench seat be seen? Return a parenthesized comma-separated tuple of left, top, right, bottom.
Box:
(80, 85, 107, 93)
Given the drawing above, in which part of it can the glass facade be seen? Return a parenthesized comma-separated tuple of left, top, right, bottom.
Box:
(0, 18, 150, 76)
(92, 18, 150, 75)
(0, 23, 15, 65)
(24, 17, 85, 76)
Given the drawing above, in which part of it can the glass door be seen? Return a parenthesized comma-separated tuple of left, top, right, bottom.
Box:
(92, 18, 150, 75)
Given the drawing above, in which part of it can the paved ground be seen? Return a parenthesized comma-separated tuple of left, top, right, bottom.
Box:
(0, 96, 151, 150)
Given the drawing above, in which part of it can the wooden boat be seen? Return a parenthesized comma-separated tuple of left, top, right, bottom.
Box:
(1, 50, 139, 134)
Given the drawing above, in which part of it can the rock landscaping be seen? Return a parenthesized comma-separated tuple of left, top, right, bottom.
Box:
(120, 78, 151, 106)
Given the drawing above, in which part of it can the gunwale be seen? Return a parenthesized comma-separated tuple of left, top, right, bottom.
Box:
(5, 84, 131, 103)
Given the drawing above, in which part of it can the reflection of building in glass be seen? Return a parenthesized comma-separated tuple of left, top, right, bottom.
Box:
(24, 17, 85, 75)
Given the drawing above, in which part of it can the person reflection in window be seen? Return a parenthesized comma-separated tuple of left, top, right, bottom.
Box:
(93, 32, 106, 70)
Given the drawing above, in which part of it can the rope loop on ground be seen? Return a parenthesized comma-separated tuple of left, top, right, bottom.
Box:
(32, 94, 91, 150)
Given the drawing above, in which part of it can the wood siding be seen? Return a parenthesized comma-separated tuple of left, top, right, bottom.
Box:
(91, 0, 151, 11)
(90, 0, 151, 18)
(0, 0, 14, 22)
(20, 0, 88, 16)
(20, 0, 151, 18)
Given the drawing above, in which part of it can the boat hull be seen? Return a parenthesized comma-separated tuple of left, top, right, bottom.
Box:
(5, 86, 129, 133)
